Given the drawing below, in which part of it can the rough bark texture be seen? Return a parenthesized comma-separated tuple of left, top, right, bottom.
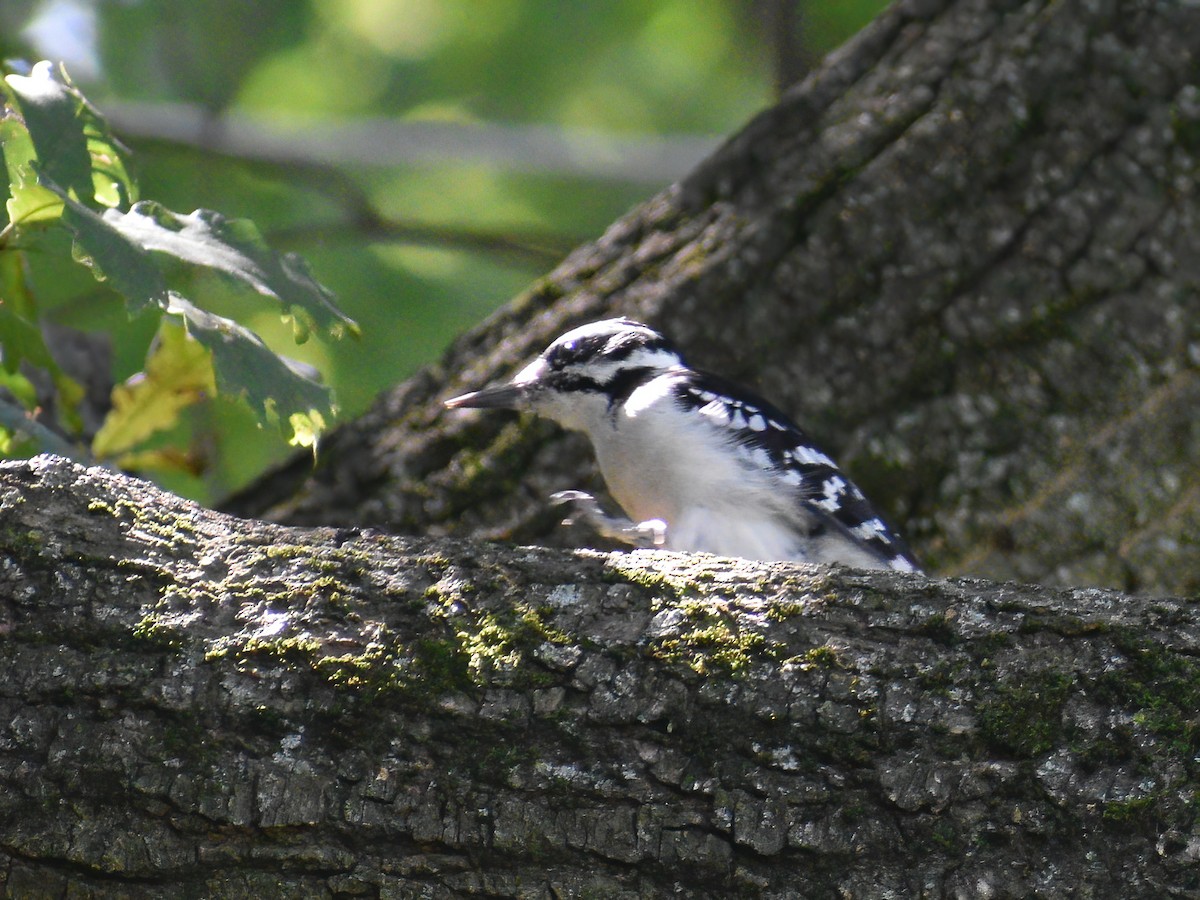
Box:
(230, 0, 1200, 597)
(9, 1, 1200, 895)
(3, 455, 1200, 897)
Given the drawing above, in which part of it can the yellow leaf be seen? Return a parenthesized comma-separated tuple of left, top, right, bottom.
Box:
(92, 318, 216, 459)
(287, 409, 326, 453)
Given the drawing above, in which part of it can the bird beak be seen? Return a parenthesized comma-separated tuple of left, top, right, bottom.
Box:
(444, 382, 528, 410)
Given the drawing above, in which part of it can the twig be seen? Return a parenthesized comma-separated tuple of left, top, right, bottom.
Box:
(0, 398, 92, 464)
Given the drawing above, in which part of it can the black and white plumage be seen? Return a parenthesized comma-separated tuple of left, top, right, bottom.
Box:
(445, 318, 920, 572)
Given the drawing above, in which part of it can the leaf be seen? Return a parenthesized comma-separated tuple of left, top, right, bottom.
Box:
(100, 202, 359, 343)
(0, 303, 59, 375)
(5, 162, 64, 229)
(0, 368, 38, 409)
(113, 446, 206, 477)
(92, 316, 215, 459)
(3, 62, 94, 202)
(81, 104, 136, 210)
(45, 179, 171, 314)
(41, 186, 340, 452)
(2, 61, 135, 209)
(1, 111, 64, 229)
(168, 295, 335, 447)
(286, 409, 328, 452)
(0, 251, 84, 429)
(0, 250, 49, 362)
(0, 423, 30, 455)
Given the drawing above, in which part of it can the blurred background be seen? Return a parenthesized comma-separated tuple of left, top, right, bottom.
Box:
(1, 0, 887, 503)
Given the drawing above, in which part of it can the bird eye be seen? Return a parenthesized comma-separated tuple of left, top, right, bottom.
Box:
(548, 342, 574, 370)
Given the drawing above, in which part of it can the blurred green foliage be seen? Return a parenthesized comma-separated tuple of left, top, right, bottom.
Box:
(3, 0, 886, 504)
(2, 62, 358, 473)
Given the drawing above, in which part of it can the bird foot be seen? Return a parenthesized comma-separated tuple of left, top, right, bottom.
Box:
(550, 490, 667, 549)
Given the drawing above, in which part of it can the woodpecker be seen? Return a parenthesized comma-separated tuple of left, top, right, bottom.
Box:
(445, 318, 920, 572)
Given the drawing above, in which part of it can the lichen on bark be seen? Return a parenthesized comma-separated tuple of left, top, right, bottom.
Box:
(2, 455, 1200, 896)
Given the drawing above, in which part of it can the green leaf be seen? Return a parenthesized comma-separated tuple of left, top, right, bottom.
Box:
(168, 295, 335, 448)
(285, 409, 327, 452)
(82, 104, 137, 210)
(0, 303, 59, 375)
(0, 246, 39, 329)
(0, 423, 31, 456)
(0, 251, 84, 429)
(90, 292, 337, 455)
(1, 111, 64, 229)
(0, 368, 38, 409)
(5, 163, 64, 229)
(3, 62, 94, 202)
(45, 179, 171, 313)
(3, 61, 134, 210)
(100, 202, 359, 343)
(92, 315, 215, 459)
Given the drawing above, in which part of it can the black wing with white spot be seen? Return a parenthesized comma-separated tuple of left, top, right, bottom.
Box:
(673, 371, 920, 572)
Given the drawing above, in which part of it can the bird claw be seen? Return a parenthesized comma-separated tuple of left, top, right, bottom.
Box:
(550, 490, 667, 549)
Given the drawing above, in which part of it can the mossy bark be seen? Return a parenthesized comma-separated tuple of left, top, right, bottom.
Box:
(3, 455, 1199, 897)
(229, 0, 1200, 596)
(11, 0, 1198, 894)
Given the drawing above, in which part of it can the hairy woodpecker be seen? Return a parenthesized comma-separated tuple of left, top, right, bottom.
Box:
(445, 318, 920, 572)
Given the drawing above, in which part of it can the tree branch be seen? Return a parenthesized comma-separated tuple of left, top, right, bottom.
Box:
(106, 101, 721, 185)
(1, 454, 1197, 895)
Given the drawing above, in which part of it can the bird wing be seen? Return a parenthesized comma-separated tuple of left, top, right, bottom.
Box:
(673, 371, 920, 572)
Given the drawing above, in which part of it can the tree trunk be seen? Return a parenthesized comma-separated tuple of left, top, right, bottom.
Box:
(2, 454, 1199, 897)
(229, 0, 1200, 598)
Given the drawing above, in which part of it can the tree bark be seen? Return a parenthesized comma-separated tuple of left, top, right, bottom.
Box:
(2, 454, 1200, 897)
(229, 0, 1200, 597)
(8, 0, 1200, 895)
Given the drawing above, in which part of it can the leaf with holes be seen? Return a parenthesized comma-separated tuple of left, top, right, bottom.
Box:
(1, 112, 63, 229)
(101, 201, 358, 343)
(47, 180, 171, 314)
(3, 61, 134, 209)
(169, 296, 334, 449)
(3, 62, 93, 202)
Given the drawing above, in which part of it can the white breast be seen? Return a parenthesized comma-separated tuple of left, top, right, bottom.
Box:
(581, 373, 802, 559)
(572, 372, 902, 567)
